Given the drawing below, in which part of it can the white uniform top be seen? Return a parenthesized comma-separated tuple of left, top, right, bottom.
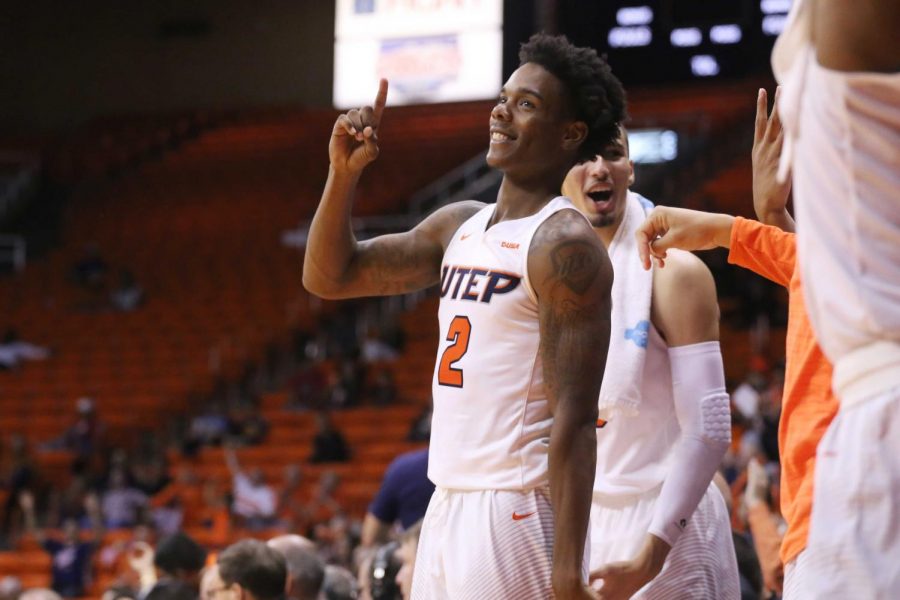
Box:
(773, 0, 900, 365)
(593, 324, 678, 497)
(428, 197, 581, 490)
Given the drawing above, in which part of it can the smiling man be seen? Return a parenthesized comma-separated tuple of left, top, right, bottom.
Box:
(563, 127, 739, 599)
(303, 33, 625, 599)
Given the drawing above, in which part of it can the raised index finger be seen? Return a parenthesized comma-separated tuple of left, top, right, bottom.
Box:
(372, 79, 389, 127)
(754, 88, 767, 145)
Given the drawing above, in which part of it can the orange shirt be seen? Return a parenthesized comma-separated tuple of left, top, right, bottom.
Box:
(728, 217, 839, 565)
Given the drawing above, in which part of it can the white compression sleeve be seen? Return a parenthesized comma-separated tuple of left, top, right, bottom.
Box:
(648, 341, 731, 546)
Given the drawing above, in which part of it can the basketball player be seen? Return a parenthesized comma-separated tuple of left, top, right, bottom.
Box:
(634, 88, 840, 599)
(303, 34, 626, 598)
(770, 1, 900, 596)
(563, 129, 739, 599)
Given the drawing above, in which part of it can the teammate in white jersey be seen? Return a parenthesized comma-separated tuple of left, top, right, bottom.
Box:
(303, 33, 626, 599)
(563, 128, 739, 599)
(768, 1, 900, 597)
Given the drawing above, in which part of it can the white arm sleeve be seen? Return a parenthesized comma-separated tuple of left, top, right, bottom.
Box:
(647, 341, 731, 546)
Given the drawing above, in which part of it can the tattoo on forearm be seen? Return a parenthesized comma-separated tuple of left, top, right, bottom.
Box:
(549, 240, 602, 294)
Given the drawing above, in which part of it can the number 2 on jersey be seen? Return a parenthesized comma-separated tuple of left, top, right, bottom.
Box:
(437, 316, 471, 388)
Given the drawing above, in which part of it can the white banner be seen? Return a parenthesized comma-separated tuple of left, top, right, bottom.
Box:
(334, 0, 503, 108)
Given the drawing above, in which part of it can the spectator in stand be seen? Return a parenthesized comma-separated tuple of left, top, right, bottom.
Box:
(0, 328, 51, 371)
(227, 402, 269, 446)
(322, 565, 360, 600)
(268, 534, 325, 600)
(200, 564, 225, 599)
(309, 412, 350, 464)
(307, 471, 344, 529)
(60, 397, 106, 459)
(188, 402, 231, 447)
(20, 490, 103, 598)
(739, 457, 786, 598)
(276, 465, 310, 533)
(366, 542, 401, 600)
(100, 468, 148, 529)
(46, 476, 91, 530)
(224, 444, 278, 529)
(366, 369, 397, 407)
(1, 434, 37, 544)
(0, 576, 22, 600)
(109, 270, 144, 312)
(130, 453, 170, 497)
(405, 404, 431, 443)
(361, 449, 433, 550)
(71, 243, 108, 289)
(101, 586, 135, 600)
(20, 591, 63, 600)
(97, 525, 154, 593)
(732, 367, 767, 422)
(325, 360, 364, 409)
(149, 465, 201, 536)
(286, 357, 327, 411)
(144, 581, 194, 600)
(147, 532, 208, 597)
(360, 326, 398, 364)
(217, 539, 287, 600)
(394, 521, 422, 600)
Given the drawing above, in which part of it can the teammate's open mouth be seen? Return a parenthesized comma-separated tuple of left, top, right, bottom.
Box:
(587, 190, 613, 202)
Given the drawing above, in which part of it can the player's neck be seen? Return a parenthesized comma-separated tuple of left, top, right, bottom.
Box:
(491, 178, 560, 225)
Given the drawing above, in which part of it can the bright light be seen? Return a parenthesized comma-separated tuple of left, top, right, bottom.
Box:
(760, 0, 792, 14)
(691, 55, 720, 77)
(616, 6, 653, 26)
(628, 129, 678, 163)
(762, 14, 788, 35)
(710, 24, 742, 44)
(608, 26, 652, 48)
(671, 27, 702, 47)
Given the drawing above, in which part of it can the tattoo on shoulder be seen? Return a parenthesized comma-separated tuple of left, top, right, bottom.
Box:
(549, 239, 602, 294)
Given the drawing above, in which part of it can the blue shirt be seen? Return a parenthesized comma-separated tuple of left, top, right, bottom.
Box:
(368, 448, 433, 529)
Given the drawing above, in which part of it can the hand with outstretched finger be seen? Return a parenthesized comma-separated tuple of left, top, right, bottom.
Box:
(752, 87, 793, 231)
(330, 79, 389, 175)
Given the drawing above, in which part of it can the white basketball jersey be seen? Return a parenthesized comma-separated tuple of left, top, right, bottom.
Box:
(428, 196, 581, 490)
(773, 0, 900, 365)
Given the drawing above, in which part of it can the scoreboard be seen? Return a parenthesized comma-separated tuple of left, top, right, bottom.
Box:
(558, 0, 791, 84)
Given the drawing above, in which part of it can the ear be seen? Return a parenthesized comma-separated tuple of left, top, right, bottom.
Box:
(562, 121, 588, 151)
(628, 159, 635, 186)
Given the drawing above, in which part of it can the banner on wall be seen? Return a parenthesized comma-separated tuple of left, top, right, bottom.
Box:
(334, 0, 503, 108)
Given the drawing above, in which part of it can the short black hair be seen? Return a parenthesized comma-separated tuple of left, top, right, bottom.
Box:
(154, 532, 207, 576)
(218, 539, 287, 600)
(518, 33, 627, 163)
(144, 581, 195, 600)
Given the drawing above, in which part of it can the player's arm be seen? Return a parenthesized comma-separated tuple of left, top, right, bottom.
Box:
(302, 78, 482, 299)
(648, 253, 729, 546)
(589, 252, 727, 597)
(635, 206, 734, 270)
(530, 209, 611, 599)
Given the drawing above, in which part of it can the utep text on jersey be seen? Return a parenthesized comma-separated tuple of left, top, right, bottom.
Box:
(439, 265, 521, 303)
